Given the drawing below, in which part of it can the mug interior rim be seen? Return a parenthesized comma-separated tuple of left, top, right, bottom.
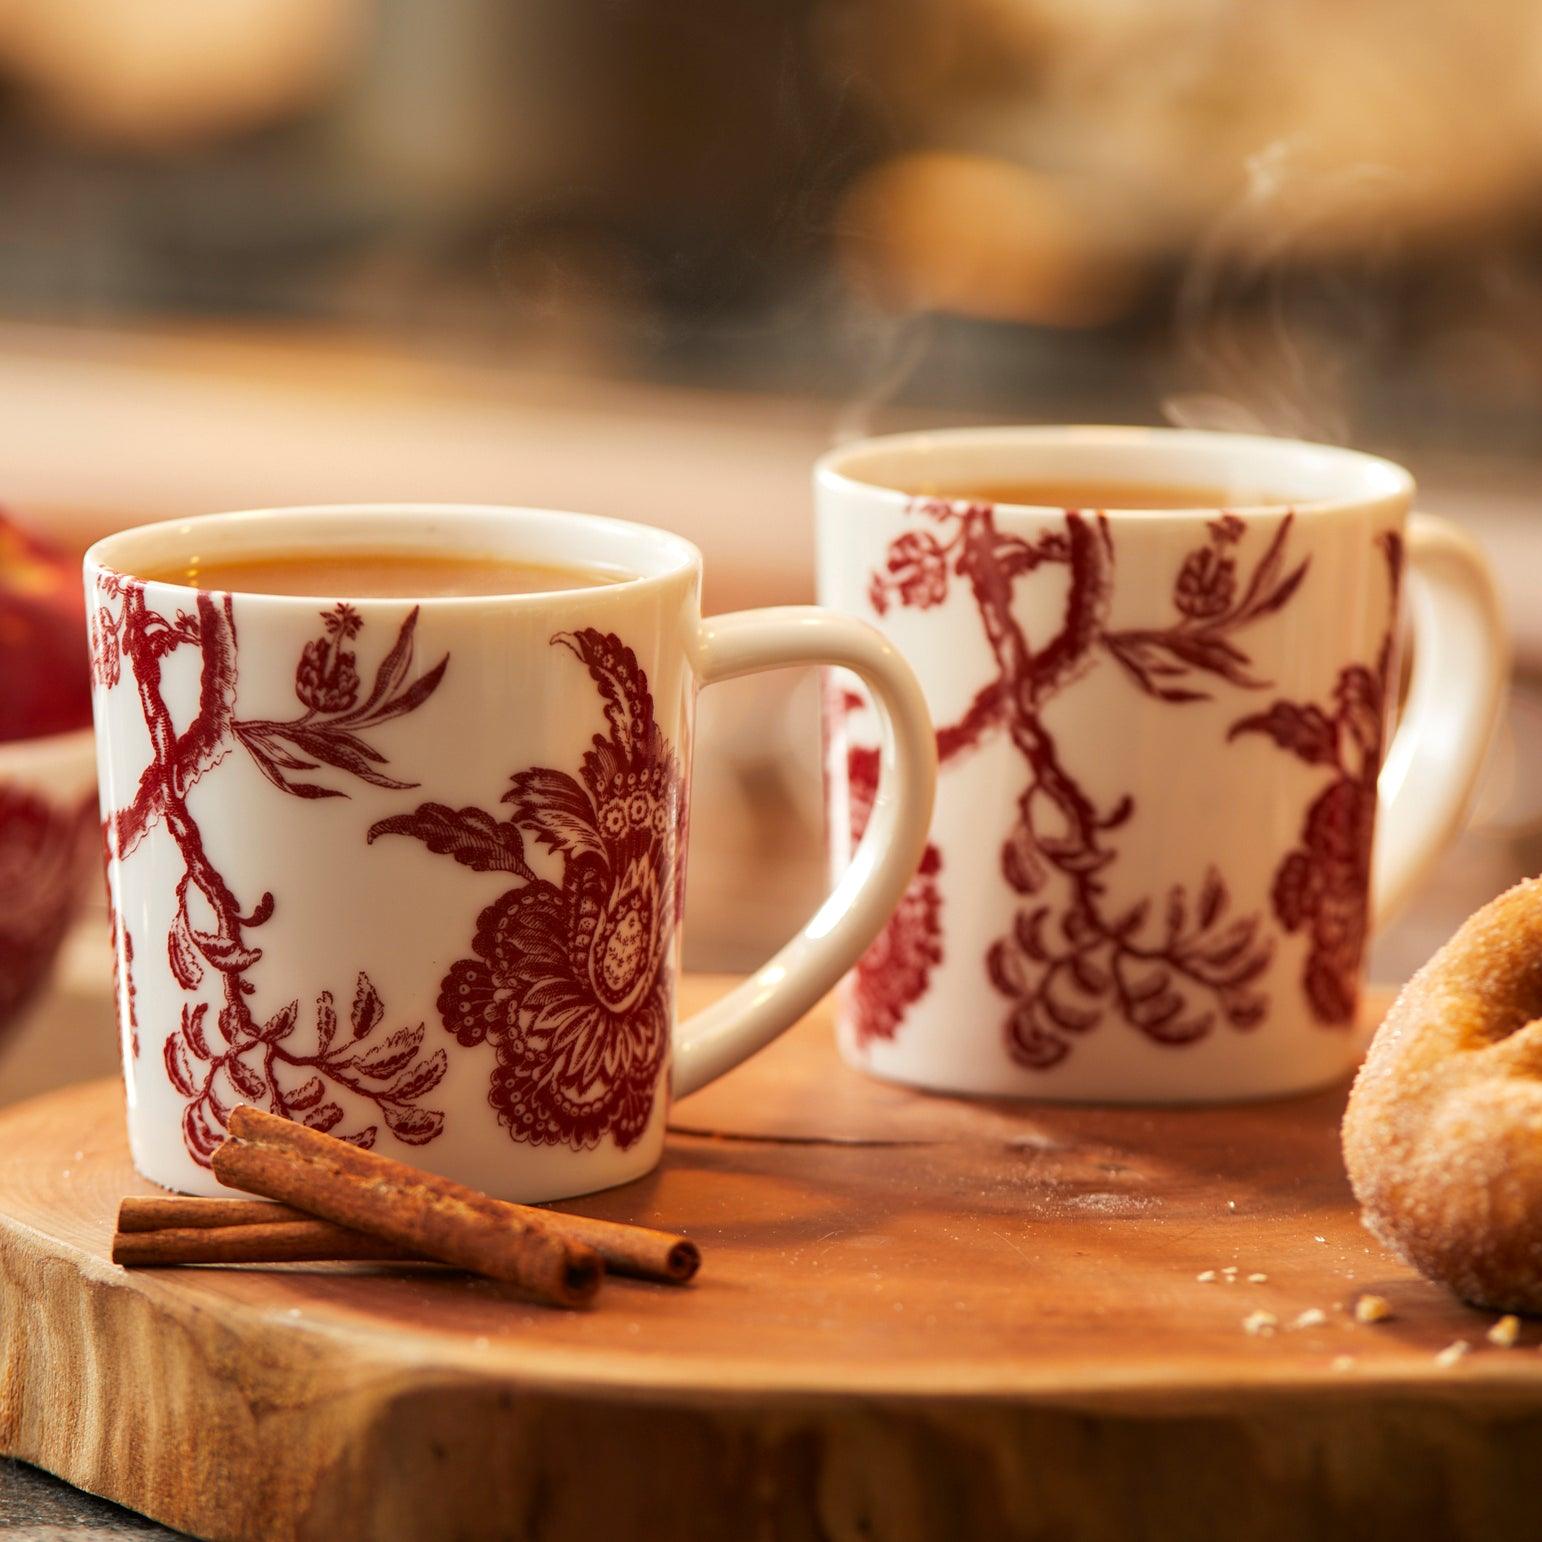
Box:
(815, 425, 1415, 516)
(83, 503, 704, 608)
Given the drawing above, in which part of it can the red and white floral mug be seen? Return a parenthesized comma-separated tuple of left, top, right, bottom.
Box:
(87, 505, 935, 1200)
(818, 426, 1507, 1101)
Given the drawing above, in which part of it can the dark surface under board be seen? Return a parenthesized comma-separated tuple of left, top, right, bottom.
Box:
(0, 1458, 177, 1539)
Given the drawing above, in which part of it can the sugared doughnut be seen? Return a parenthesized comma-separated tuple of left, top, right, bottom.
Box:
(1343, 877, 1542, 1313)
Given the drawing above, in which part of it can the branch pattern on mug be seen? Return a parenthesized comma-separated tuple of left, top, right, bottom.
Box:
(1229, 532, 1403, 1027)
(370, 629, 684, 1153)
(858, 501, 1311, 1071)
(93, 581, 452, 1165)
(0, 783, 92, 1039)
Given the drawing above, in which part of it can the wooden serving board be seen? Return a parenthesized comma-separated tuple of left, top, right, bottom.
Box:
(1, 978, 1539, 1542)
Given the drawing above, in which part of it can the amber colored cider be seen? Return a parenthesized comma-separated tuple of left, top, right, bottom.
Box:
(141, 549, 629, 599)
(879, 479, 1292, 510)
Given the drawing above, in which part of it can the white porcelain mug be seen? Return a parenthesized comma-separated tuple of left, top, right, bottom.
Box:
(87, 505, 935, 1199)
(817, 427, 1506, 1101)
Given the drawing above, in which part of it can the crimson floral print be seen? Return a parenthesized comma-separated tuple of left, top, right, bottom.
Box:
(371, 629, 682, 1152)
(1230, 532, 1403, 1025)
(295, 602, 362, 713)
(94, 584, 452, 1164)
(104, 842, 139, 1060)
(861, 501, 1310, 1070)
(826, 686, 943, 1049)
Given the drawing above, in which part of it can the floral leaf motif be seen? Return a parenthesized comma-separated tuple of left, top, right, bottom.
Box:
(1197, 867, 1226, 930)
(389, 627, 680, 1151)
(188, 926, 261, 972)
(838, 735, 943, 1047)
(91, 606, 121, 688)
(352, 973, 384, 1040)
(168, 906, 204, 990)
(1272, 850, 1318, 931)
(502, 769, 605, 862)
(285, 1076, 326, 1111)
(305, 1102, 345, 1133)
(1229, 701, 1339, 765)
(261, 1000, 299, 1041)
(1101, 635, 1211, 704)
(180, 1002, 212, 1059)
(353, 1023, 426, 1079)
(296, 631, 359, 714)
(383, 1048, 447, 1103)
(382, 1105, 443, 1144)
(1229, 518, 1309, 624)
(315, 991, 337, 1054)
(881, 530, 951, 609)
(164, 1035, 198, 1097)
(183, 1102, 222, 1164)
(367, 803, 531, 874)
(95, 576, 451, 1167)
(233, 605, 448, 802)
(1175, 544, 1236, 619)
(354, 607, 425, 718)
(848, 499, 1307, 1069)
(1243, 560, 1308, 622)
(552, 630, 653, 748)
(1100, 514, 1309, 705)
(233, 732, 349, 801)
(227, 1054, 265, 1100)
(1335, 665, 1382, 763)
(1230, 540, 1399, 1030)
(279, 727, 403, 785)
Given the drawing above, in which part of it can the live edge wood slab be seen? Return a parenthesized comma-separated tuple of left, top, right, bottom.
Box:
(2, 979, 1540, 1542)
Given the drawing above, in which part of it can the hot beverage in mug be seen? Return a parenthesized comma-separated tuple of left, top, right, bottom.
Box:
(817, 426, 1505, 1103)
(87, 504, 937, 1200)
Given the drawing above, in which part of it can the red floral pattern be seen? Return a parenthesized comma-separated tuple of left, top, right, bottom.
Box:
(95, 583, 451, 1164)
(295, 602, 362, 713)
(0, 783, 92, 1041)
(860, 501, 1310, 1069)
(824, 685, 943, 1048)
(103, 839, 139, 1060)
(1229, 532, 1403, 1025)
(371, 630, 682, 1151)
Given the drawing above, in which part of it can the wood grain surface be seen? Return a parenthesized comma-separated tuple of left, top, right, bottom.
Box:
(1, 978, 1539, 1542)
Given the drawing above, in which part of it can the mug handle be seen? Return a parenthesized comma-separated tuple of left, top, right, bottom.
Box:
(671, 607, 937, 1097)
(1373, 514, 1508, 928)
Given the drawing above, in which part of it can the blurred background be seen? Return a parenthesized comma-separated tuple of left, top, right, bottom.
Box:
(5, 0, 1542, 1099)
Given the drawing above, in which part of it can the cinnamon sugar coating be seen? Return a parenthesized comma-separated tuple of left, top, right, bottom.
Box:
(1343, 877, 1542, 1313)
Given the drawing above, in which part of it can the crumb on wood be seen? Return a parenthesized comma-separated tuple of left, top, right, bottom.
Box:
(1487, 1315, 1520, 1348)
(1291, 1308, 1328, 1330)
(1354, 1294, 1392, 1324)
(1242, 1310, 1279, 1338)
(1434, 1340, 1471, 1368)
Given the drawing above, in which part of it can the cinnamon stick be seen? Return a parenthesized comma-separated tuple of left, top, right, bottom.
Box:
(119, 1196, 305, 1232)
(119, 1192, 700, 1284)
(210, 1106, 602, 1308)
(113, 1221, 416, 1267)
(533, 1211, 700, 1284)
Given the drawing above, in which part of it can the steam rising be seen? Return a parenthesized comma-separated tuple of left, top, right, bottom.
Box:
(1164, 139, 1407, 446)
